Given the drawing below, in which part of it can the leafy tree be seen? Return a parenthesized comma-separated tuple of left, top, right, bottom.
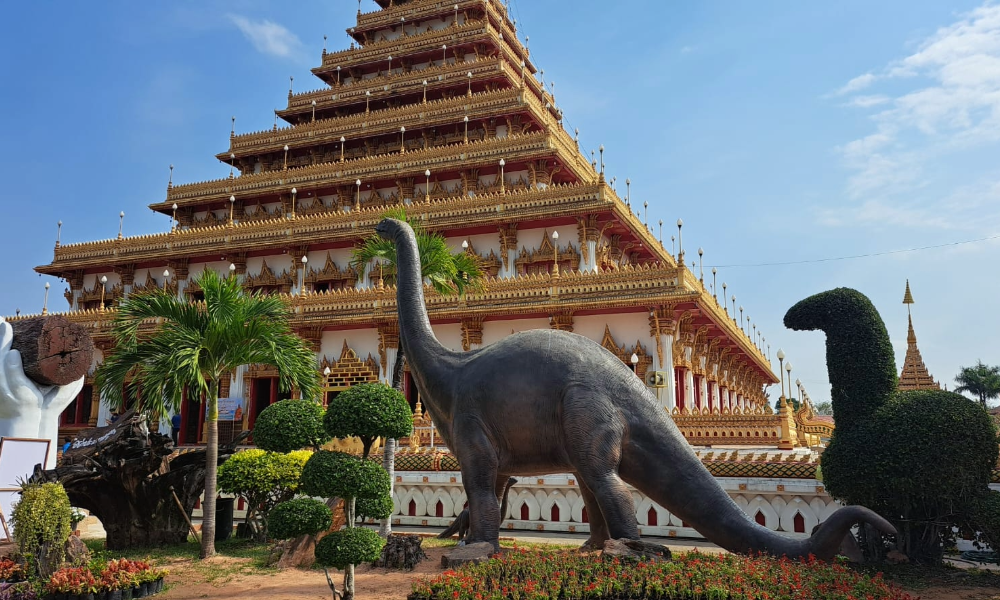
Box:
(812, 401, 834, 416)
(351, 208, 482, 536)
(254, 399, 331, 453)
(323, 383, 412, 459)
(217, 449, 311, 541)
(954, 361, 1000, 408)
(94, 269, 320, 558)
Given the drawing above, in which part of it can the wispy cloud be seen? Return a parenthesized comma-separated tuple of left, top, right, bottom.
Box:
(835, 72, 877, 95)
(227, 14, 303, 59)
(831, 2, 1000, 224)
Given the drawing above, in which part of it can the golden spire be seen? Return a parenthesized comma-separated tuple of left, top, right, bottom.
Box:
(898, 280, 939, 392)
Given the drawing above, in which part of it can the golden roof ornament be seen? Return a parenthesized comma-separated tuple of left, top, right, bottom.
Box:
(898, 280, 940, 392)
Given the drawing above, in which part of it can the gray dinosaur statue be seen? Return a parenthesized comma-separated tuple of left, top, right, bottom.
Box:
(438, 476, 517, 542)
(377, 218, 895, 558)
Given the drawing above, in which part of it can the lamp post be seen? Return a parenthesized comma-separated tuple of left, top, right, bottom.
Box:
(442, 44, 448, 66)
(229, 263, 236, 279)
(423, 80, 428, 103)
(676, 219, 684, 262)
(311, 100, 316, 122)
(698, 248, 704, 282)
(599, 145, 605, 175)
(467, 71, 473, 97)
(229, 195, 236, 225)
(711, 268, 718, 301)
(355, 179, 362, 211)
(630, 352, 639, 373)
(643, 201, 648, 225)
(796, 379, 802, 403)
(300, 255, 308, 294)
(462, 239, 469, 251)
(336, 65, 341, 86)
(785, 363, 793, 401)
(659, 220, 663, 245)
(454, 3, 459, 26)
(365, 90, 371, 113)
(56, 220, 62, 248)
(425, 169, 431, 203)
(171, 203, 178, 232)
(739, 306, 744, 333)
(731, 295, 736, 323)
(400, 126, 406, 153)
(283, 145, 289, 170)
(42, 282, 50, 316)
(776, 349, 786, 398)
(463, 116, 469, 143)
(722, 283, 728, 315)
(551, 230, 559, 276)
(163, 269, 171, 290)
(229, 152, 236, 178)
(118, 212, 125, 240)
(499, 159, 505, 193)
(340, 136, 346, 162)
(99, 276, 108, 311)
(290, 188, 297, 219)
(387, 55, 392, 76)
(625, 178, 631, 206)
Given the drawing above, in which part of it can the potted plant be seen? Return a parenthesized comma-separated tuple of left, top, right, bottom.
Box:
(70, 511, 87, 537)
(0, 558, 27, 583)
(45, 566, 97, 600)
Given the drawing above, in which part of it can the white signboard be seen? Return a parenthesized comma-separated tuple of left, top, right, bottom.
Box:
(0, 438, 51, 490)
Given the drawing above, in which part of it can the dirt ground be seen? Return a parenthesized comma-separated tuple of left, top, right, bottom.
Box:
(152, 546, 999, 600)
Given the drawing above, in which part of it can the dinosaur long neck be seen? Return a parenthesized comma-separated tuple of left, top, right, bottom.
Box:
(390, 223, 456, 416)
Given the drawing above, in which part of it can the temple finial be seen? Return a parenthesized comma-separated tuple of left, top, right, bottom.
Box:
(902, 279, 914, 315)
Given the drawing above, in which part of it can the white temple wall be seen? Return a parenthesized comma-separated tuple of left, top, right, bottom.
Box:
(320, 329, 380, 367)
(573, 313, 649, 350)
(429, 323, 464, 353)
(82, 272, 121, 291)
(481, 318, 550, 346)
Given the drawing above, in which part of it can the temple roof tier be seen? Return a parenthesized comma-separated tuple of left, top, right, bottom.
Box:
(20, 264, 774, 382)
(314, 20, 525, 80)
(221, 86, 544, 162)
(158, 130, 591, 211)
(352, 0, 520, 57)
(45, 183, 631, 268)
(280, 57, 548, 123)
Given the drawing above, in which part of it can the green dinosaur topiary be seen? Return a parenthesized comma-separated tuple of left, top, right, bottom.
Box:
(785, 288, 999, 564)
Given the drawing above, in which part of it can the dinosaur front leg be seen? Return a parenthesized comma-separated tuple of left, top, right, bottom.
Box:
(577, 477, 610, 550)
(454, 426, 501, 552)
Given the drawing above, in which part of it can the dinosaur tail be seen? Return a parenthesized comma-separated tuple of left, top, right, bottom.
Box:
(438, 511, 466, 538)
(619, 412, 896, 560)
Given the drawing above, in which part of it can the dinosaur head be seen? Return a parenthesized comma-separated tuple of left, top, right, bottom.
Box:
(375, 217, 408, 241)
(783, 288, 897, 432)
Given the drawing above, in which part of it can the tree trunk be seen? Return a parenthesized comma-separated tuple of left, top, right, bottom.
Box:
(10, 316, 94, 386)
(30, 411, 245, 551)
(201, 383, 220, 559)
(344, 497, 356, 600)
(379, 342, 405, 537)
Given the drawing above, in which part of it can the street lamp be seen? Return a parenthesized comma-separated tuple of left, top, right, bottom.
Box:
(551, 230, 559, 276)
(171, 203, 178, 232)
(365, 90, 371, 113)
(340, 136, 346, 162)
(229, 195, 236, 224)
(300, 255, 308, 294)
(463, 116, 469, 143)
(99, 276, 108, 311)
(630, 352, 639, 373)
(442, 44, 448, 66)
(118, 211, 125, 240)
(283, 145, 289, 170)
(336, 65, 341, 86)
(722, 283, 728, 315)
(467, 71, 473, 97)
(711, 268, 718, 301)
(785, 363, 793, 401)
(400, 126, 406, 153)
(499, 159, 506, 193)
(730, 295, 736, 323)
(776, 349, 786, 398)
(311, 100, 316, 122)
(425, 169, 431, 203)
(355, 179, 362, 211)
(290, 188, 297, 219)
(229, 152, 236, 178)
(423, 80, 428, 103)
(698, 248, 704, 282)
(42, 282, 50, 315)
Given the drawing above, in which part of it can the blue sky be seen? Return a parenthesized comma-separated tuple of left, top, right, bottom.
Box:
(1, 1, 998, 405)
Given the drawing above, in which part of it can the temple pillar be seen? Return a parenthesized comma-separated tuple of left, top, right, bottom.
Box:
(648, 306, 676, 411)
(378, 322, 400, 384)
(499, 224, 518, 279)
(684, 369, 695, 414)
(719, 385, 728, 411)
(698, 375, 708, 412)
(711, 380, 721, 413)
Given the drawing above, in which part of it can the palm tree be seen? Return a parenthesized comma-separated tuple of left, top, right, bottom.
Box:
(352, 208, 483, 537)
(954, 361, 1000, 408)
(95, 269, 320, 558)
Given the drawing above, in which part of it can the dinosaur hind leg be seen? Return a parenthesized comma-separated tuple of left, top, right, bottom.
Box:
(454, 423, 501, 551)
(577, 476, 611, 550)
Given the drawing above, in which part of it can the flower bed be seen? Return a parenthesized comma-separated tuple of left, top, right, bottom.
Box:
(410, 549, 915, 600)
(0, 559, 28, 583)
(43, 559, 167, 600)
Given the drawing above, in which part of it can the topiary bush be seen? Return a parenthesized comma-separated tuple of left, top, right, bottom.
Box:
(9, 482, 73, 562)
(253, 400, 330, 453)
(299, 451, 391, 500)
(315, 528, 386, 571)
(268, 498, 334, 541)
(355, 494, 395, 522)
(217, 449, 311, 540)
(967, 490, 1000, 554)
(324, 383, 412, 458)
(785, 288, 1000, 564)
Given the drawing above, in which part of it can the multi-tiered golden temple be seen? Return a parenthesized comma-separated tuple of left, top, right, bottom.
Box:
(26, 0, 832, 449)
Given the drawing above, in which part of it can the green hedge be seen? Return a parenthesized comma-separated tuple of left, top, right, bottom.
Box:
(324, 382, 412, 444)
(268, 498, 333, 540)
(355, 494, 395, 521)
(410, 549, 913, 600)
(10, 482, 73, 559)
(299, 451, 391, 500)
(315, 528, 385, 571)
(783, 288, 897, 431)
(253, 400, 330, 453)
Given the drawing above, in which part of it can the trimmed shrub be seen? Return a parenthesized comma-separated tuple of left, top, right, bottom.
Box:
(315, 528, 386, 571)
(356, 494, 395, 521)
(268, 498, 333, 540)
(299, 451, 391, 500)
(324, 383, 412, 457)
(968, 490, 1000, 553)
(217, 449, 311, 540)
(9, 482, 72, 560)
(253, 400, 330, 453)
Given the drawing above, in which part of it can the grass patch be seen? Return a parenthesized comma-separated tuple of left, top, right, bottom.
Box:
(83, 537, 277, 585)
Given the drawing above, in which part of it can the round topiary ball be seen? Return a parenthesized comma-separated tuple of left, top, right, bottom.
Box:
(355, 494, 395, 521)
(324, 383, 413, 442)
(269, 498, 333, 540)
(300, 451, 391, 500)
(315, 527, 386, 570)
(253, 400, 330, 453)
